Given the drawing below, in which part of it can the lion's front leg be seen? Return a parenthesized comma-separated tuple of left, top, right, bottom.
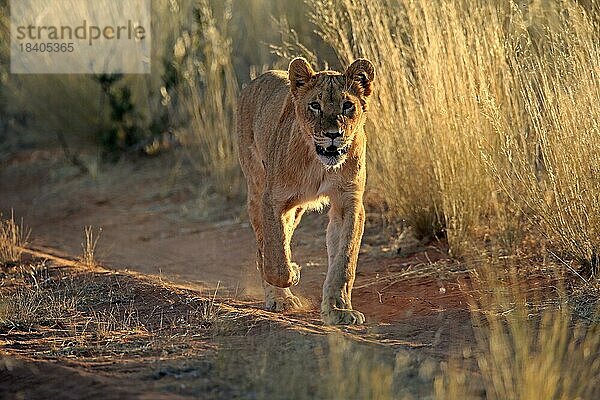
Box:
(321, 197, 366, 325)
(260, 192, 301, 288)
(263, 282, 303, 311)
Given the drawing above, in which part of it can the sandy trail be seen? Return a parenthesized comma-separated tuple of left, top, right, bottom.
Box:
(0, 150, 481, 398)
(0, 151, 473, 349)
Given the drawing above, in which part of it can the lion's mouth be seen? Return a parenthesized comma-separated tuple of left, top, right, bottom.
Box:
(314, 143, 349, 167)
(315, 144, 349, 158)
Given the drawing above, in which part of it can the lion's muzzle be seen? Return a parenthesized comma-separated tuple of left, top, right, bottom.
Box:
(314, 130, 350, 167)
(315, 143, 349, 158)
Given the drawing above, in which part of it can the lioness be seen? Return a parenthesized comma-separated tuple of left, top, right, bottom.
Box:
(237, 57, 374, 325)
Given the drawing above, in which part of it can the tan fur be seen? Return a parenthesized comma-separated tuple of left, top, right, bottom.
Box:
(237, 58, 375, 325)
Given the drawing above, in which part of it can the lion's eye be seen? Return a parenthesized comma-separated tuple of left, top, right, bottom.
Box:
(308, 102, 321, 112)
(342, 101, 355, 112)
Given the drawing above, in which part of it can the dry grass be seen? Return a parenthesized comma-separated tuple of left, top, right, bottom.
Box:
(3, 256, 599, 398)
(0, 261, 432, 398)
(435, 257, 600, 399)
(0, 262, 221, 358)
(173, 0, 242, 197)
(80, 226, 100, 268)
(321, 335, 396, 400)
(0, 213, 30, 265)
(212, 332, 437, 400)
(310, 0, 600, 266)
(482, 2, 600, 274)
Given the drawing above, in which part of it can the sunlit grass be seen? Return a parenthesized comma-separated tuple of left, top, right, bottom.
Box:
(174, 0, 242, 197)
(0, 212, 30, 265)
(80, 226, 101, 268)
(436, 257, 600, 399)
(311, 0, 600, 267)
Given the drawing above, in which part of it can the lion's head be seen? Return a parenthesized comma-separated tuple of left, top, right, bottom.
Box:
(288, 58, 375, 168)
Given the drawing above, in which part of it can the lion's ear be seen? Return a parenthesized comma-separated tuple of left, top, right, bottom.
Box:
(288, 57, 315, 96)
(344, 58, 375, 97)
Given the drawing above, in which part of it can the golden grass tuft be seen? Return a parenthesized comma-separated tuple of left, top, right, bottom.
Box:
(0, 212, 30, 265)
(311, 0, 600, 265)
(80, 226, 101, 268)
(436, 258, 600, 399)
(172, 0, 242, 197)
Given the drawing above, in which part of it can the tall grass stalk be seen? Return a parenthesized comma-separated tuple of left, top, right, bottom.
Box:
(311, 0, 600, 265)
(481, 1, 600, 274)
(174, 0, 242, 196)
(0, 213, 30, 265)
(81, 226, 101, 268)
(436, 259, 600, 399)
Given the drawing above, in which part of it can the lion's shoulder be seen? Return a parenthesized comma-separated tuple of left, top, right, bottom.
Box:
(238, 70, 291, 123)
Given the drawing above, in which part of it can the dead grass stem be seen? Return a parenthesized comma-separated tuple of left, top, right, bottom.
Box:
(311, 0, 600, 267)
(0, 262, 221, 358)
(436, 256, 600, 399)
(80, 226, 100, 268)
(0, 212, 30, 265)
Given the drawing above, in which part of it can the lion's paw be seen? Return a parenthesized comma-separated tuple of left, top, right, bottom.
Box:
(321, 308, 365, 325)
(265, 294, 303, 312)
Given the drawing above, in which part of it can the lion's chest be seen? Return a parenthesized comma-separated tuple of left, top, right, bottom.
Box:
(272, 173, 336, 213)
(316, 179, 335, 197)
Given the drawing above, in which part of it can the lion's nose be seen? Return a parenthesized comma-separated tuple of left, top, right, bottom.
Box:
(324, 130, 342, 140)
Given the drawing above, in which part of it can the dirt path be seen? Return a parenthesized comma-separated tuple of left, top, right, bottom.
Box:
(2, 250, 478, 398)
(0, 150, 470, 320)
(1, 150, 478, 397)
